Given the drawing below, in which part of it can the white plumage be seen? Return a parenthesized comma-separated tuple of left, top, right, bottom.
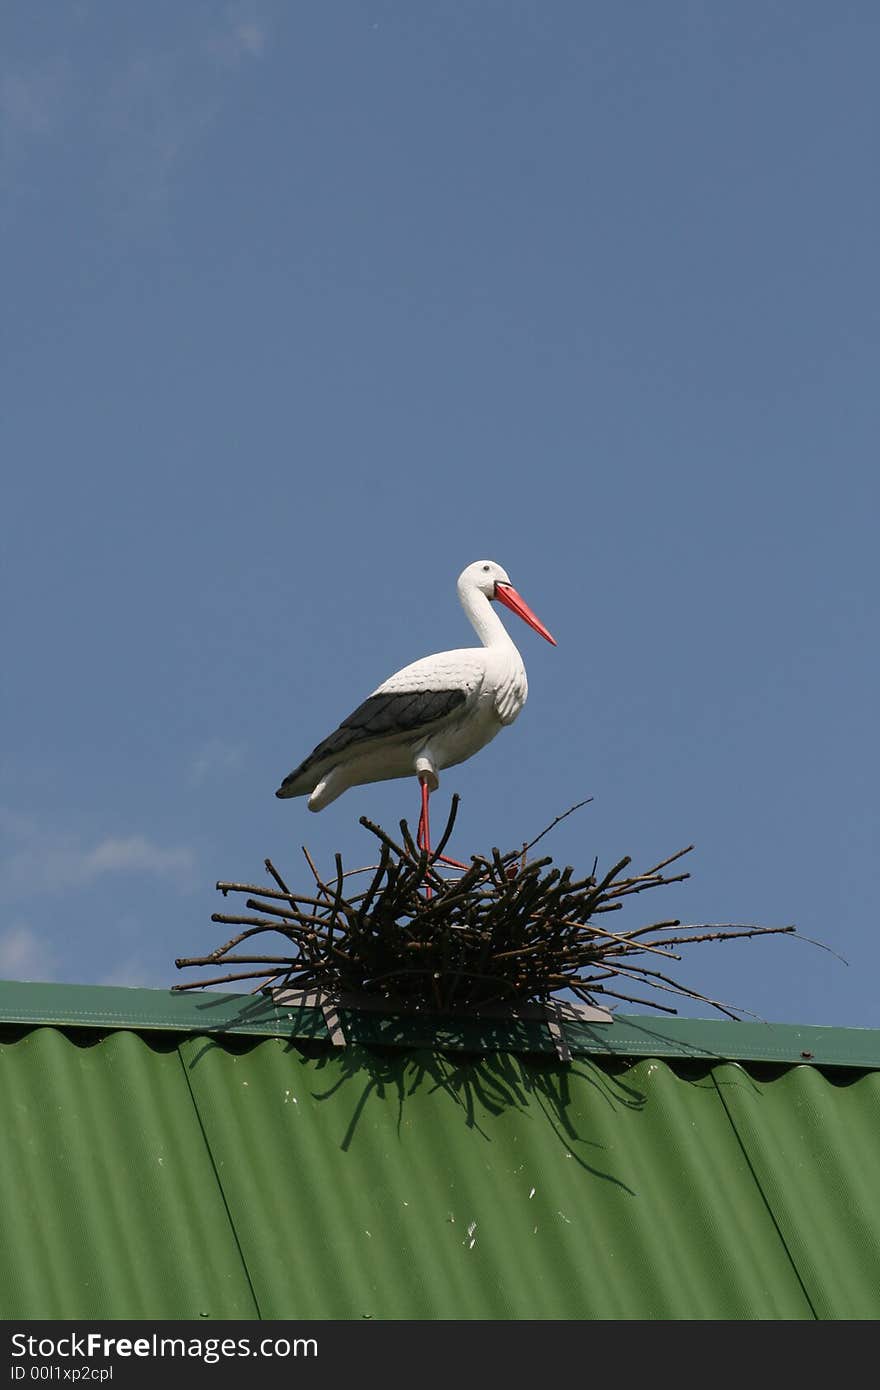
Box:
(276, 560, 556, 845)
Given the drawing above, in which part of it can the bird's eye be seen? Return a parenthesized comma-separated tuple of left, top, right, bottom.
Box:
(482, 564, 490, 572)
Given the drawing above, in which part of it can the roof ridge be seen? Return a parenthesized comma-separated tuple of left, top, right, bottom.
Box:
(0, 977, 876, 1069)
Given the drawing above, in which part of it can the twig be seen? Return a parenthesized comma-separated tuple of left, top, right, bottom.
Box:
(172, 969, 288, 991)
(516, 798, 594, 857)
(302, 845, 332, 900)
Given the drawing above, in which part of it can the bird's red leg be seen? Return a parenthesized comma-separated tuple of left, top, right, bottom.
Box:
(417, 776, 432, 857)
(417, 776, 433, 900)
(435, 848, 469, 869)
(417, 779, 468, 872)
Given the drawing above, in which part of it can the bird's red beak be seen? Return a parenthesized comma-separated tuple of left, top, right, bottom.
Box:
(494, 582, 557, 646)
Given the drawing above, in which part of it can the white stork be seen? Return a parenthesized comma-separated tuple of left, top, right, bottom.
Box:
(275, 560, 556, 858)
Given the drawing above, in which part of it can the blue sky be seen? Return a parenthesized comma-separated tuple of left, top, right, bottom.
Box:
(2, 2, 878, 1027)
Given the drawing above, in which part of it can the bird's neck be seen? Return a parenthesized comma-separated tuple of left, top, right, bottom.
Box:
(460, 586, 518, 652)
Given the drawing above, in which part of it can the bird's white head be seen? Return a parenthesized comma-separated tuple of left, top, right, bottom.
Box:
(458, 559, 512, 599)
(457, 560, 557, 645)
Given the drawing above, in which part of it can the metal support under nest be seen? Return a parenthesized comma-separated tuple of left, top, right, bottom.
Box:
(267, 985, 612, 1061)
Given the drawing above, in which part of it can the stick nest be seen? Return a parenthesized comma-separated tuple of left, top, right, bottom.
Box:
(174, 797, 799, 1019)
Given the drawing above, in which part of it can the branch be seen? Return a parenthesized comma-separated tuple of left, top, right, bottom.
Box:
(515, 798, 594, 857)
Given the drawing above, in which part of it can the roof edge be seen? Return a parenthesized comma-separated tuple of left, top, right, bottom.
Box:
(0, 978, 876, 1070)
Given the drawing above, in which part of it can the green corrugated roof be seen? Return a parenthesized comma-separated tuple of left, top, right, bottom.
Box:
(2, 977, 877, 1067)
(1, 979, 879, 1320)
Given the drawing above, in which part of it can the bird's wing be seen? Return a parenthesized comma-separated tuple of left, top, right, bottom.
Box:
(276, 649, 486, 796)
(374, 648, 486, 699)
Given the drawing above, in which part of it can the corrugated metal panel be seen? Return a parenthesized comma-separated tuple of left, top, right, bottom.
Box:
(180, 1039, 812, 1319)
(0, 1026, 257, 1319)
(1, 994, 880, 1319)
(715, 1062, 880, 1320)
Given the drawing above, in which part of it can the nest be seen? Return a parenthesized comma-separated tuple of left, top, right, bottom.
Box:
(174, 797, 799, 1019)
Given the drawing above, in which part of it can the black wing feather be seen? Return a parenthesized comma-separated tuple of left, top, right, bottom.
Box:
(277, 688, 467, 793)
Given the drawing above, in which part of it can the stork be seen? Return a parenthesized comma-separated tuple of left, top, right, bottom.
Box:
(275, 560, 556, 861)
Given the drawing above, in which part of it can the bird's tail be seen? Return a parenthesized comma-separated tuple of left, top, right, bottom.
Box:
(275, 767, 310, 799)
(275, 763, 347, 809)
(305, 769, 347, 811)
